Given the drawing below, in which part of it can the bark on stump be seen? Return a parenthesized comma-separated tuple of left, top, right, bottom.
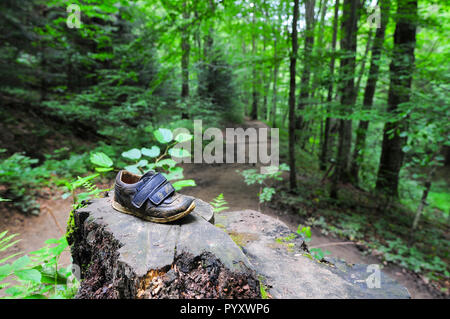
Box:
(68, 194, 260, 299)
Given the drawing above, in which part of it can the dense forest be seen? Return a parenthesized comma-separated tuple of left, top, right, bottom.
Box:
(0, 0, 448, 299)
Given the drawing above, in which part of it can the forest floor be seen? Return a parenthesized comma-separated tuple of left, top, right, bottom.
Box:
(0, 119, 443, 299)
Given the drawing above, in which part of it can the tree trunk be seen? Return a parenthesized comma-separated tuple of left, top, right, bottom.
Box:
(297, 0, 316, 137)
(376, 0, 418, 197)
(181, 2, 190, 99)
(250, 7, 258, 120)
(355, 30, 373, 94)
(350, 0, 389, 184)
(320, 0, 340, 171)
(408, 167, 436, 245)
(271, 34, 279, 128)
(289, 0, 300, 190)
(330, 0, 359, 198)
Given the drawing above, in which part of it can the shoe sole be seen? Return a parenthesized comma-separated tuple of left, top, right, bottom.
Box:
(111, 199, 196, 223)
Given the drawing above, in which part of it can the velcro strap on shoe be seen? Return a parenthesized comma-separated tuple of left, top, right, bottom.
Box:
(148, 181, 175, 205)
(132, 173, 169, 208)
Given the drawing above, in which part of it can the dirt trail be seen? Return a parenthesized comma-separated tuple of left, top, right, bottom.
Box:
(180, 119, 435, 299)
(0, 119, 436, 298)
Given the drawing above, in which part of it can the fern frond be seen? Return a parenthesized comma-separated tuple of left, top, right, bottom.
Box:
(210, 193, 229, 213)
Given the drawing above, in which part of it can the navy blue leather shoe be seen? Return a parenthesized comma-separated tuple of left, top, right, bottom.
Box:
(112, 170, 195, 223)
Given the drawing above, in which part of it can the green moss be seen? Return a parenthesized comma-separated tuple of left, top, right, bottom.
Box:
(228, 231, 259, 248)
(65, 208, 77, 243)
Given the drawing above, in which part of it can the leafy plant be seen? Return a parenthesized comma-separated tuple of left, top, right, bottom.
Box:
(209, 194, 229, 213)
(238, 163, 290, 203)
(378, 238, 449, 280)
(61, 152, 113, 206)
(121, 128, 196, 191)
(297, 225, 312, 243)
(296, 225, 330, 261)
(0, 153, 48, 214)
(0, 232, 78, 299)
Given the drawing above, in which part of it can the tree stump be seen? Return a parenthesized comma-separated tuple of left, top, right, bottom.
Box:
(215, 210, 411, 299)
(69, 194, 410, 299)
(68, 194, 260, 299)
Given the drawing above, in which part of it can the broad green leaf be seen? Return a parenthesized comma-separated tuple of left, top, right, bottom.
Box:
(14, 269, 42, 283)
(12, 255, 31, 271)
(168, 148, 191, 158)
(154, 128, 173, 144)
(155, 159, 177, 169)
(45, 238, 63, 245)
(124, 165, 141, 175)
(163, 166, 184, 181)
(136, 159, 149, 167)
(122, 149, 142, 160)
(90, 152, 113, 168)
(0, 264, 12, 276)
(141, 146, 160, 158)
(172, 179, 196, 191)
(175, 133, 193, 143)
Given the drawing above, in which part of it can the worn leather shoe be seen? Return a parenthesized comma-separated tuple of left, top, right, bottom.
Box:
(112, 170, 195, 223)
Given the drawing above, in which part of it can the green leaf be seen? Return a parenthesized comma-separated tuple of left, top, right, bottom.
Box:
(155, 159, 177, 169)
(0, 264, 12, 277)
(175, 133, 193, 143)
(402, 145, 411, 153)
(45, 238, 66, 245)
(124, 165, 141, 175)
(168, 148, 191, 158)
(163, 166, 184, 181)
(95, 167, 113, 172)
(172, 179, 196, 191)
(12, 255, 31, 271)
(5, 286, 23, 297)
(136, 159, 149, 167)
(122, 149, 142, 160)
(24, 294, 47, 299)
(14, 269, 42, 283)
(154, 128, 173, 144)
(90, 152, 113, 168)
(141, 146, 160, 158)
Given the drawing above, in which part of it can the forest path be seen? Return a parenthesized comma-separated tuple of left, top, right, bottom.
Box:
(0, 119, 435, 298)
(180, 118, 435, 299)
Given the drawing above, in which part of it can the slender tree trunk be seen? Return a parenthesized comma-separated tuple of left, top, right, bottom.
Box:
(181, 1, 190, 99)
(409, 163, 436, 245)
(250, 7, 258, 120)
(272, 35, 279, 128)
(320, 0, 340, 171)
(289, 0, 300, 190)
(376, 0, 418, 197)
(355, 30, 373, 94)
(330, 0, 359, 199)
(242, 40, 249, 117)
(311, 0, 328, 99)
(262, 0, 270, 121)
(297, 0, 316, 136)
(350, 0, 389, 184)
